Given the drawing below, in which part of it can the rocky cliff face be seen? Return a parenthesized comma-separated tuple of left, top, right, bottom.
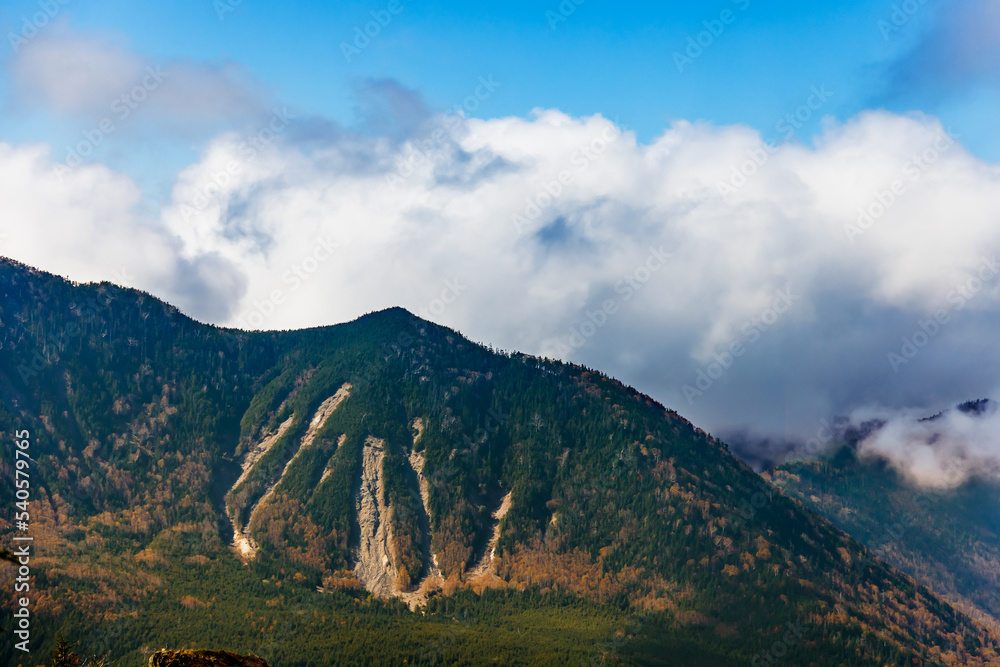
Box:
(353, 436, 397, 597)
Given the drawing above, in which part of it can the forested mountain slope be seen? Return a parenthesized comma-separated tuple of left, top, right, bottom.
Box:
(0, 257, 998, 665)
(772, 420, 1000, 639)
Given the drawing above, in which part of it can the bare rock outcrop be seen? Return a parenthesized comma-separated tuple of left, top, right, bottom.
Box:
(467, 491, 512, 579)
(407, 419, 442, 580)
(229, 384, 351, 562)
(228, 416, 293, 561)
(353, 436, 398, 597)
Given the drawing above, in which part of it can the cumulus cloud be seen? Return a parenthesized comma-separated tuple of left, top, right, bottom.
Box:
(856, 399, 1000, 488)
(149, 105, 1000, 450)
(0, 141, 246, 321)
(8, 28, 271, 134)
(3, 88, 1000, 475)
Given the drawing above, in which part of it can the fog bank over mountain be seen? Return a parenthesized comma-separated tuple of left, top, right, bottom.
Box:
(854, 398, 1000, 488)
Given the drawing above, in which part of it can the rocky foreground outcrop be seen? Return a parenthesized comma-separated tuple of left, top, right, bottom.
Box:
(148, 649, 270, 667)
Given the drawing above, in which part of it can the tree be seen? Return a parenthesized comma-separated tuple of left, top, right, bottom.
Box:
(50, 634, 82, 667)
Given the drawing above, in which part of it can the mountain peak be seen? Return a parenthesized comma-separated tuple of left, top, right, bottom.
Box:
(3, 259, 999, 665)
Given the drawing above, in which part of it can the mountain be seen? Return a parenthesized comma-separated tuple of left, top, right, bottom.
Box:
(1, 257, 999, 665)
(770, 411, 1000, 638)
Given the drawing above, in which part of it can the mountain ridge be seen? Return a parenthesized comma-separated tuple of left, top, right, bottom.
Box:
(771, 404, 1000, 640)
(1, 256, 999, 665)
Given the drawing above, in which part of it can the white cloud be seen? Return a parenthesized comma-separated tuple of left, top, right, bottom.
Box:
(856, 399, 1000, 487)
(151, 106, 1000, 445)
(4, 101, 1000, 458)
(0, 141, 246, 321)
(8, 28, 271, 134)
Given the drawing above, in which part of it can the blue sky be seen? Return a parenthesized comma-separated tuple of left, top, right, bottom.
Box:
(2, 0, 1000, 467)
(1, 0, 995, 172)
